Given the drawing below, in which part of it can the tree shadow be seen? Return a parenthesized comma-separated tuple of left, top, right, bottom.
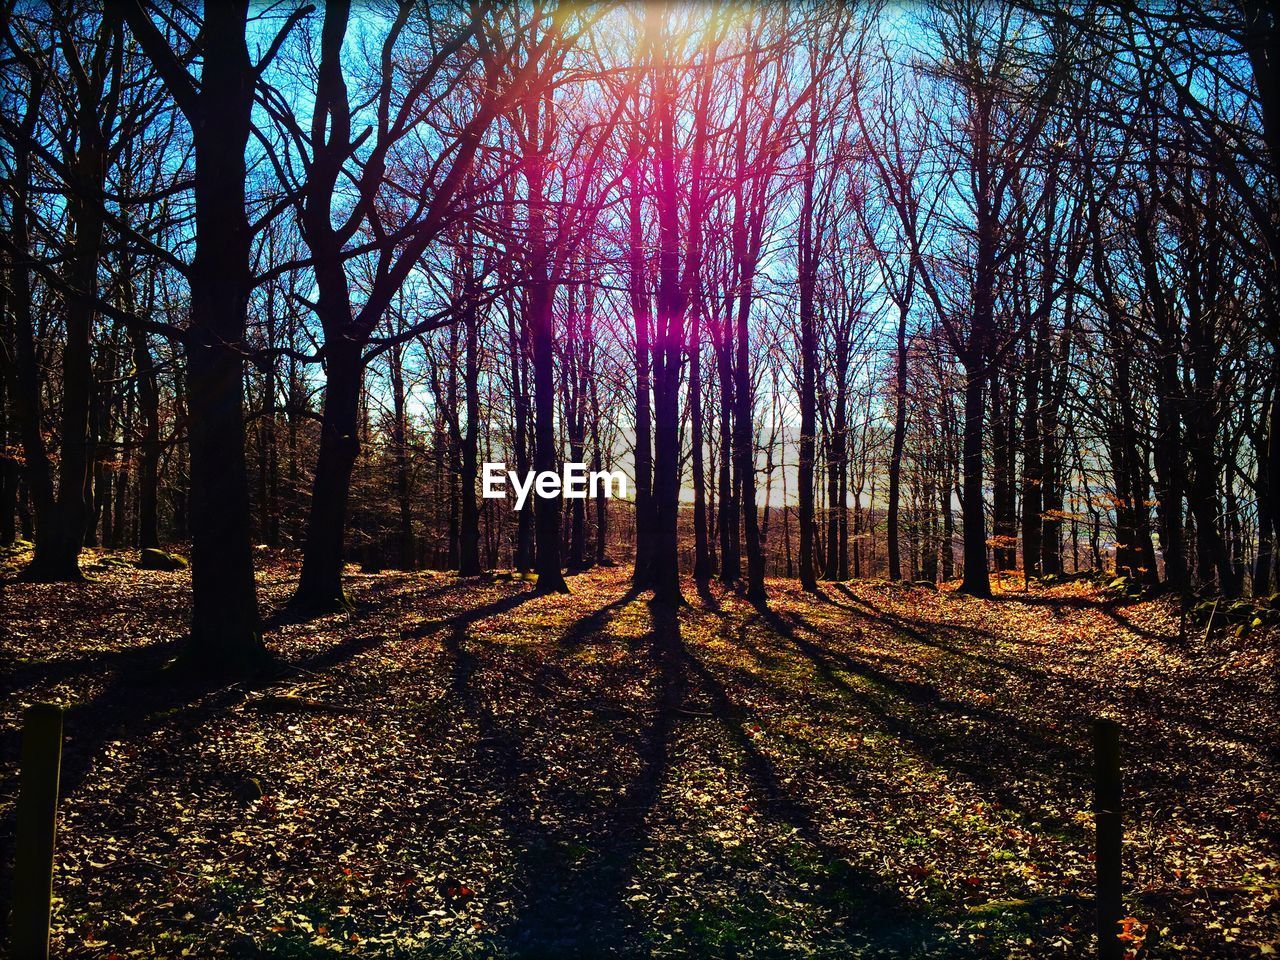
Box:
(2, 638, 181, 699)
(0, 650, 251, 949)
(749, 606, 1088, 840)
(833, 584, 1280, 766)
(500, 599, 686, 952)
(475, 591, 959, 956)
(767, 592, 1278, 856)
(557, 586, 643, 652)
(826, 584, 1054, 684)
(404, 587, 536, 641)
(430, 591, 684, 955)
(996, 592, 1178, 646)
(263, 573, 495, 630)
(675, 633, 964, 956)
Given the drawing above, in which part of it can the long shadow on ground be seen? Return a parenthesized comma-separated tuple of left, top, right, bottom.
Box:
(751, 603, 1089, 840)
(491, 598, 686, 955)
(437, 584, 964, 957)
(823, 584, 1279, 831)
(675, 636, 963, 957)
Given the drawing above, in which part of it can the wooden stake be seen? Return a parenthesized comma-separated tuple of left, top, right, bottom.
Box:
(10, 703, 63, 960)
(1092, 717, 1123, 960)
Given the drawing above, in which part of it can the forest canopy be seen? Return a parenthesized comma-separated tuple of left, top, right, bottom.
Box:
(0, 0, 1277, 669)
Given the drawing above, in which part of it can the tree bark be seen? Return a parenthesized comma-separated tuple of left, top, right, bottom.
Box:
(887, 300, 909, 581)
(458, 251, 482, 577)
(295, 342, 362, 609)
(124, 0, 269, 671)
(629, 109, 655, 591)
(130, 320, 161, 550)
(714, 311, 739, 585)
(650, 21, 685, 608)
(526, 90, 568, 595)
(796, 112, 819, 592)
(960, 364, 991, 597)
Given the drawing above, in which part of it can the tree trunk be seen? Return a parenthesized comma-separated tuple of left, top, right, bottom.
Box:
(459, 261, 482, 577)
(1021, 332, 1044, 580)
(796, 109, 819, 592)
(715, 318, 739, 585)
(590, 342, 609, 567)
(650, 32, 684, 608)
(294, 343, 362, 610)
(22, 56, 109, 580)
(258, 286, 280, 548)
(526, 93, 567, 595)
(131, 322, 161, 550)
(825, 417, 839, 579)
(507, 295, 533, 571)
(629, 114, 655, 590)
(960, 363, 991, 596)
(389, 340, 414, 570)
(887, 300, 908, 581)
(734, 277, 766, 605)
(562, 287, 587, 572)
(0, 329, 15, 547)
(690, 308, 710, 585)
(180, 2, 265, 670)
(1257, 375, 1279, 594)
(991, 373, 1018, 572)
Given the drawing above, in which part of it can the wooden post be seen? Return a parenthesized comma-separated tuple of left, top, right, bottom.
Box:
(1092, 717, 1122, 960)
(10, 703, 63, 960)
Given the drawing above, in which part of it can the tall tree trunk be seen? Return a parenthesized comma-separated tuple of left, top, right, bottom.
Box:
(526, 93, 567, 595)
(629, 111, 655, 590)
(941, 379, 959, 582)
(837, 419, 850, 581)
(0, 271, 15, 546)
(689, 308, 710, 585)
(1135, 173, 1185, 591)
(111, 382, 131, 548)
(1021, 332, 1044, 580)
(507, 294, 533, 571)
(590, 338, 609, 567)
(796, 108, 819, 592)
(4, 86, 58, 568)
(258, 286, 280, 548)
(84, 375, 105, 549)
(131, 322, 161, 550)
(887, 300, 908, 581)
(957, 106, 996, 598)
(730, 151, 767, 603)
(685, 40, 715, 588)
(21, 42, 111, 580)
(444, 329, 461, 571)
(825, 415, 839, 579)
(562, 287, 587, 571)
(650, 26, 684, 608)
(123, 0, 269, 670)
(960, 363, 991, 596)
(734, 275, 766, 605)
(1040, 401, 1064, 577)
(294, 340, 362, 609)
(458, 254, 482, 577)
(1257, 375, 1279, 595)
(389, 340, 414, 570)
(290, 0, 366, 610)
(991, 373, 1018, 572)
(172, 375, 188, 541)
(715, 318, 739, 585)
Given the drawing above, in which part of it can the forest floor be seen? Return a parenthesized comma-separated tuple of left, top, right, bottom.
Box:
(2, 547, 1278, 959)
